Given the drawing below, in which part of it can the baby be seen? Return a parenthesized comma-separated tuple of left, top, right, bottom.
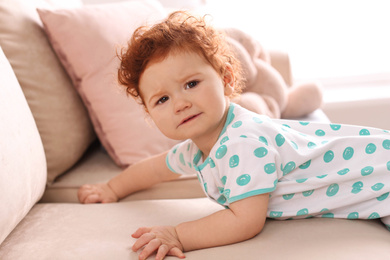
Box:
(78, 11, 390, 260)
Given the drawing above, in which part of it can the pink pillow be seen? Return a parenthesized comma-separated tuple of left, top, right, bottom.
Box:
(38, 1, 178, 167)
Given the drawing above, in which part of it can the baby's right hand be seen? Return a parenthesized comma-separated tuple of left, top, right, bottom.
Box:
(78, 183, 119, 204)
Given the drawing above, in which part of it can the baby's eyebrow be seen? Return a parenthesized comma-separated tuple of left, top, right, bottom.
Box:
(179, 72, 201, 83)
(147, 89, 165, 104)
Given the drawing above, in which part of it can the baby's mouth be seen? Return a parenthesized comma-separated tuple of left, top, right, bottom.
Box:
(178, 113, 202, 127)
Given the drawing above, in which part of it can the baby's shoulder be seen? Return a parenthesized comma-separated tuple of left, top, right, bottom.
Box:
(224, 105, 280, 140)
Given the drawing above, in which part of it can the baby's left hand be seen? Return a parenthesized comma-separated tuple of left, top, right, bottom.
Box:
(132, 226, 185, 260)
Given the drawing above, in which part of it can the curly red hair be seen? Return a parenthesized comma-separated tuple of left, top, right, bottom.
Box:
(118, 11, 243, 105)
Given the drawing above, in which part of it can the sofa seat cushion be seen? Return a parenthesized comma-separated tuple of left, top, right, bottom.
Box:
(40, 143, 205, 203)
(1, 198, 390, 259)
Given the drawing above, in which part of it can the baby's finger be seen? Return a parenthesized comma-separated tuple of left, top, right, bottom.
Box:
(132, 232, 155, 252)
(138, 238, 161, 260)
(77, 185, 93, 203)
(155, 244, 169, 260)
(132, 227, 152, 238)
(84, 193, 100, 204)
(168, 247, 185, 259)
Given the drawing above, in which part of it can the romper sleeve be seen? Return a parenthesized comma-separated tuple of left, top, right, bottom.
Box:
(165, 139, 197, 175)
(216, 136, 280, 204)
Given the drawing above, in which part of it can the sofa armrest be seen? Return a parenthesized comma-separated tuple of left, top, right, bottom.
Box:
(0, 47, 46, 244)
(268, 49, 293, 87)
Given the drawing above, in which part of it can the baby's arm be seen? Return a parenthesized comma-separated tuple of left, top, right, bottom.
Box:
(78, 151, 180, 203)
(177, 194, 269, 250)
(132, 193, 269, 259)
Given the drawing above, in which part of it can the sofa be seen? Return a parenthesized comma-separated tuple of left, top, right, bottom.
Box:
(1, 0, 390, 259)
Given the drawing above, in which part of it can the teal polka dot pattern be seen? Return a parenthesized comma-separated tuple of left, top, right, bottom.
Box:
(221, 176, 227, 185)
(368, 212, 380, 219)
(321, 212, 334, 218)
(307, 142, 317, 149)
(347, 212, 359, 219)
(264, 163, 276, 174)
(383, 140, 390, 150)
(297, 208, 309, 216)
(299, 160, 311, 169)
(217, 195, 227, 204)
(303, 189, 314, 197)
(377, 192, 389, 201)
(254, 147, 268, 158)
(343, 147, 354, 160)
(179, 153, 186, 166)
(323, 150, 334, 163)
(229, 155, 239, 168)
(371, 183, 385, 191)
(258, 136, 268, 145)
(315, 129, 325, 136)
(351, 181, 363, 194)
(330, 124, 341, 130)
(275, 134, 285, 147)
(387, 161, 390, 171)
(299, 121, 309, 126)
(270, 211, 283, 218)
(236, 174, 251, 186)
(365, 143, 377, 154)
(232, 121, 242, 128)
(359, 129, 370, 135)
(361, 166, 374, 176)
(215, 145, 227, 159)
(326, 183, 339, 197)
(283, 193, 295, 200)
(337, 168, 350, 176)
(282, 161, 296, 175)
(296, 178, 308, 183)
(220, 136, 229, 145)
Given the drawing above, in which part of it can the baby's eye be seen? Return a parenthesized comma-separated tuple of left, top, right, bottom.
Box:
(157, 96, 169, 105)
(185, 81, 199, 89)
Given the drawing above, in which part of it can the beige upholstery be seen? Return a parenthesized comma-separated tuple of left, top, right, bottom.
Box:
(0, 47, 46, 244)
(1, 199, 390, 259)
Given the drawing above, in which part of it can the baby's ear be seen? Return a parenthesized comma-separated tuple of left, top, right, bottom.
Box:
(223, 63, 235, 85)
(223, 63, 235, 96)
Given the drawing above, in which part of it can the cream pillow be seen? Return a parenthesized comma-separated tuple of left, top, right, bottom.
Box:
(38, 0, 178, 167)
(0, 47, 47, 244)
(0, 0, 96, 183)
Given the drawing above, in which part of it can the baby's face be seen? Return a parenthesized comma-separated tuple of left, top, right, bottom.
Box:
(139, 51, 233, 147)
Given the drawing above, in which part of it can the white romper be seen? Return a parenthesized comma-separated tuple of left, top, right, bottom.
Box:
(166, 103, 390, 229)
